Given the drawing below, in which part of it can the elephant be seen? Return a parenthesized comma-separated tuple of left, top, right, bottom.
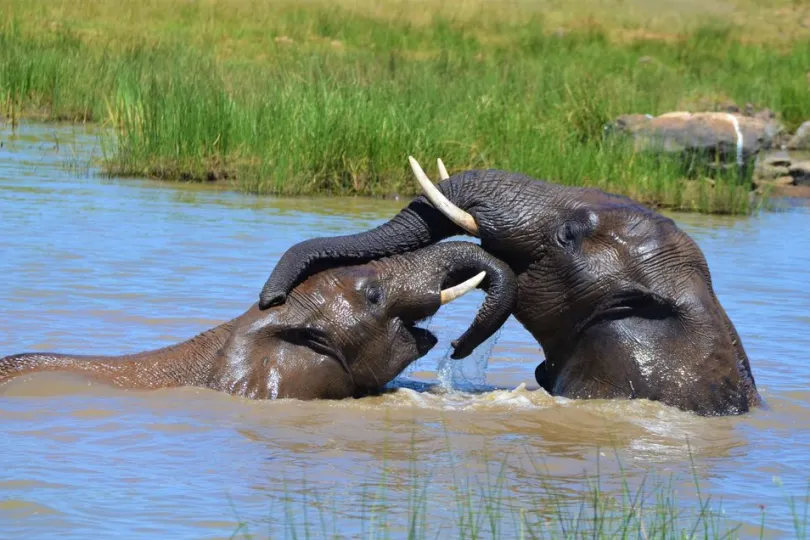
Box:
(0, 242, 517, 400)
(258, 157, 761, 415)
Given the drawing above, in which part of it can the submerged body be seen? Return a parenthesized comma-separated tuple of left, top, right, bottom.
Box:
(259, 160, 760, 415)
(1, 242, 517, 400)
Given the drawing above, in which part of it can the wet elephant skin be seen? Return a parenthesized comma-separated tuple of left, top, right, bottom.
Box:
(259, 168, 760, 415)
(0, 242, 516, 400)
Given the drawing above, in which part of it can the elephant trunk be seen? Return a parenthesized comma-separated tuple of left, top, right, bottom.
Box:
(0, 321, 234, 389)
(383, 241, 518, 359)
(260, 170, 488, 310)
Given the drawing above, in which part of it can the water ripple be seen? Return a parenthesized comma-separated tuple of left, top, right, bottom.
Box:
(1, 124, 809, 537)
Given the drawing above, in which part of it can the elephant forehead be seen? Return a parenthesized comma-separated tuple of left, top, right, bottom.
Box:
(297, 265, 378, 295)
(333, 266, 381, 294)
(615, 225, 703, 295)
(598, 209, 679, 251)
(300, 266, 378, 317)
(331, 265, 378, 282)
(582, 210, 690, 283)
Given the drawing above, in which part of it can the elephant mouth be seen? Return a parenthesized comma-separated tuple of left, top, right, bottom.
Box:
(575, 289, 675, 336)
(403, 320, 438, 356)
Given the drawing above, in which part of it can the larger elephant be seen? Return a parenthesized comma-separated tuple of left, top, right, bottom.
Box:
(1, 242, 517, 400)
(259, 158, 760, 415)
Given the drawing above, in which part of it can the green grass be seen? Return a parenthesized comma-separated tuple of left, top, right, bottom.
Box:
(226, 444, 810, 539)
(2, 0, 810, 213)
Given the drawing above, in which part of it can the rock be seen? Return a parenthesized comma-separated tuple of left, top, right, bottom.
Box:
(772, 176, 796, 186)
(608, 112, 783, 174)
(787, 121, 810, 150)
(755, 164, 790, 181)
(762, 154, 793, 168)
(789, 161, 810, 186)
(754, 175, 795, 188)
(757, 112, 787, 145)
(755, 151, 794, 183)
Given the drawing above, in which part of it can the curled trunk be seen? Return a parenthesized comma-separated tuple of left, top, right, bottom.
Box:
(389, 241, 517, 359)
(259, 171, 492, 310)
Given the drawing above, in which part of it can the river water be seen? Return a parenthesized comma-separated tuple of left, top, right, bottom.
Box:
(1, 125, 808, 538)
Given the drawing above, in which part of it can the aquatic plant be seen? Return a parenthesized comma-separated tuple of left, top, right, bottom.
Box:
(226, 439, 810, 539)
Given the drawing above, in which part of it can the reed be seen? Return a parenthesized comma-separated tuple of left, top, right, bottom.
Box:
(3, 0, 810, 213)
(226, 443, 810, 539)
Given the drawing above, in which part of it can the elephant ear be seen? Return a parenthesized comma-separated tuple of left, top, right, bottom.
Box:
(246, 312, 351, 374)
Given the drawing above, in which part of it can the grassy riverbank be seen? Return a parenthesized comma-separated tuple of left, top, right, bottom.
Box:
(2, 0, 810, 213)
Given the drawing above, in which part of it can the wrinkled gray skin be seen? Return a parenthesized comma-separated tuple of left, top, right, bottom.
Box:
(259, 170, 760, 415)
(0, 242, 516, 400)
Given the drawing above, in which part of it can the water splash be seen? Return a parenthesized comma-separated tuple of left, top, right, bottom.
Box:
(268, 366, 280, 400)
(436, 327, 502, 393)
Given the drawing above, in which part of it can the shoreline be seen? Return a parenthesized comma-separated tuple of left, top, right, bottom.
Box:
(6, 117, 810, 213)
(4, 0, 810, 214)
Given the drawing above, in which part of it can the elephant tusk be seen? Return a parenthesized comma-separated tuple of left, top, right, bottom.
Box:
(437, 158, 450, 180)
(440, 271, 486, 305)
(408, 156, 479, 236)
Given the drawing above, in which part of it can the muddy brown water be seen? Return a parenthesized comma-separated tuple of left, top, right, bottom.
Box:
(1, 125, 809, 538)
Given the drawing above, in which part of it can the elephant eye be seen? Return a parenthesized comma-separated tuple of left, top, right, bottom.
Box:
(556, 220, 584, 249)
(365, 286, 384, 306)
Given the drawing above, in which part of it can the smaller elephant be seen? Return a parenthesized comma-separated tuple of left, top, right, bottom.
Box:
(0, 242, 517, 400)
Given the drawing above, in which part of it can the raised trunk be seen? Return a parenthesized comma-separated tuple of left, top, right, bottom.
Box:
(387, 241, 517, 359)
(0, 321, 234, 389)
(259, 171, 489, 310)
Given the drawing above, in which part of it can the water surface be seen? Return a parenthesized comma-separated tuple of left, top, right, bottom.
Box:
(1, 125, 809, 538)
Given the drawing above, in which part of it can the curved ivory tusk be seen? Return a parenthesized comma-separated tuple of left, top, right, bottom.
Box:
(408, 156, 479, 236)
(440, 271, 486, 305)
(437, 158, 450, 180)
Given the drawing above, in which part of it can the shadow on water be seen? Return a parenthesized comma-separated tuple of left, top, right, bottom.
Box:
(1, 123, 809, 537)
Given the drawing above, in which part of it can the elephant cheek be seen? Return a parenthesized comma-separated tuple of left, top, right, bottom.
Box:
(265, 354, 353, 400)
(412, 327, 438, 357)
(306, 358, 355, 400)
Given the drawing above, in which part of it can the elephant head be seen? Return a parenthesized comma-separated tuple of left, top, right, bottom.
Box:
(259, 158, 760, 414)
(1, 241, 517, 400)
(208, 240, 517, 398)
